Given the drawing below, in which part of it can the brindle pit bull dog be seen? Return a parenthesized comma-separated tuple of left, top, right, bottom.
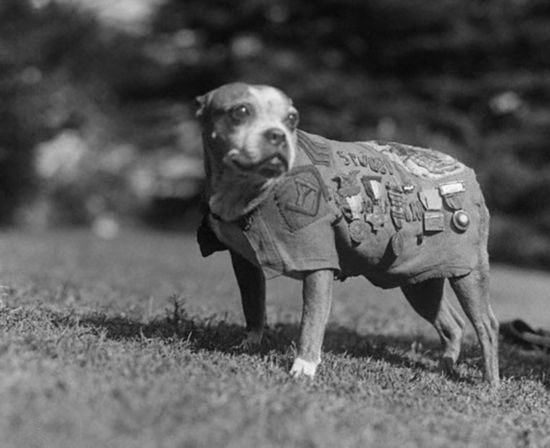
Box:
(195, 82, 500, 387)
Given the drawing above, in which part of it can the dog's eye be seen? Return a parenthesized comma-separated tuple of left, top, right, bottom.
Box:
(229, 105, 250, 123)
(285, 111, 299, 129)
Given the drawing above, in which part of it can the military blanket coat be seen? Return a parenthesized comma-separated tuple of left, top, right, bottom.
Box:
(198, 130, 487, 288)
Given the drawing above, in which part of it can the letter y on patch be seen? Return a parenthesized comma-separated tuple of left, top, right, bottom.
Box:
(275, 166, 330, 232)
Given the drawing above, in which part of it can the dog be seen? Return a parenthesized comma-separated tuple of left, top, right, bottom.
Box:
(195, 82, 499, 387)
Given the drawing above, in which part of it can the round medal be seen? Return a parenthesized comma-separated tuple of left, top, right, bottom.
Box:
(452, 210, 470, 232)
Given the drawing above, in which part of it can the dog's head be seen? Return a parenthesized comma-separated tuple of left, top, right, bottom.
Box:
(196, 83, 298, 179)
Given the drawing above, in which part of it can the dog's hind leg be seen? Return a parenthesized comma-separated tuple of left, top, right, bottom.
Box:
(230, 250, 266, 349)
(449, 257, 500, 387)
(401, 278, 465, 378)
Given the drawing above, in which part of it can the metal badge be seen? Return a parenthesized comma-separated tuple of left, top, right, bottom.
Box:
(387, 186, 406, 230)
(334, 171, 365, 225)
(391, 208, 405, 230)
(408, 201, 424, 222)
(423, 211, 445, 232)
(404, 205, 413, 222)
(439, 181, 466, 211)
(442, 192, 465, 210)
(390, 232, 404, 257)
(365, 204, 386, 232)
(387, 192, 404, 207)
(439, 181, 465, 196)
(361, 175, 383, 203)
(452, 210, 470, 233)
(345, 194, 363, 221)
(349, 219, 367, 244)
(418, 188, 442, 210)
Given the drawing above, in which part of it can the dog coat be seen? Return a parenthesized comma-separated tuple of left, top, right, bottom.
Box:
(198, 130, 487, 288)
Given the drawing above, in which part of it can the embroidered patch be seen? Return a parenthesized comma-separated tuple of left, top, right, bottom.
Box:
(336, 147, 395, 175)
(334, 171, 361, 197)
(370, 141, 464, 179)
(275, 165, 330, 232)
(297, 131, 331, 166)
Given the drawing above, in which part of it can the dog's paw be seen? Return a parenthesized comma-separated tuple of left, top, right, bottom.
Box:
(290, 358, 318, 378)
(440, 356, 460, 380)
(233, 331, 262, 351)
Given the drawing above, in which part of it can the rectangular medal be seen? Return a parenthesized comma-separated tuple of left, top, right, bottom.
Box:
(423, 211, 445, 232)
(439, 181, 465, 196)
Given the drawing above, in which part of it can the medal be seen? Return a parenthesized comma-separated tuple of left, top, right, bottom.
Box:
(349, 219, 367, 244)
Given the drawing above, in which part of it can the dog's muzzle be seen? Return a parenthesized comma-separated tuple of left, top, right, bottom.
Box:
(231, 151, 289, 178)
(228, 128, 291, 178)
(255, 152, 289, 177)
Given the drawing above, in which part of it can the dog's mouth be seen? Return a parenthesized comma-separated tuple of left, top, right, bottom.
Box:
(230, 153, 288, 178)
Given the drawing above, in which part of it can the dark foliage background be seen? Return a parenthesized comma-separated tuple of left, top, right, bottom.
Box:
(3, 0, 550, 268)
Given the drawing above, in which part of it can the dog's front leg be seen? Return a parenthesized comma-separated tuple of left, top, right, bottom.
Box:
(291, 269, 334, 378)
(230, 250, 266, 349)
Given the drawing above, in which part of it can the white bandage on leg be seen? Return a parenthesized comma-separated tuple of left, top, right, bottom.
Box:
(290, 357, 318, 378)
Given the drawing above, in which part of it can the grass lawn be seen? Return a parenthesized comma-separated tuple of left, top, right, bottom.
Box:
(0, 229, 549, 448)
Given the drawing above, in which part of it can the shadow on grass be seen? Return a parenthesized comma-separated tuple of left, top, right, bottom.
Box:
(46, 305, 550, 387)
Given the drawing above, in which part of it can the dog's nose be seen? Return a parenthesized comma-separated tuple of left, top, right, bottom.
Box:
(264, 128, 286, 146)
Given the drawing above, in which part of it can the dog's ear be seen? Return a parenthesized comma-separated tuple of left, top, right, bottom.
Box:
(194, 94, 208, 119)
(195, 90, 216, 119)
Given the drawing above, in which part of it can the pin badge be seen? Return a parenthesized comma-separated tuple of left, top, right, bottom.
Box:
(349, 219, 367, 244)
(452, 210, 470, 232)
(361, 175, 383, 203)
(439, 181, 466, 210)
(365, 204, 386, 232)
(423, 211, 445, 232)
(418, 188, 442, 210)
(391, 208, 405, 230)
(345, 194, 363, 220)
(439, 181, 465, 196)
(390, 232, 404, 257)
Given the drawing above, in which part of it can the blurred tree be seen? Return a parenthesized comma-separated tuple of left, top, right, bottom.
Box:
(2, 0, 550, 266)
(0, 1, 37, 223)
(0, 0, 154, 225)
(149, 0, 550, 267)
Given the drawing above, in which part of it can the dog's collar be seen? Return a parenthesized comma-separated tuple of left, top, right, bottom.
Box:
(208, 208, 255, 231)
